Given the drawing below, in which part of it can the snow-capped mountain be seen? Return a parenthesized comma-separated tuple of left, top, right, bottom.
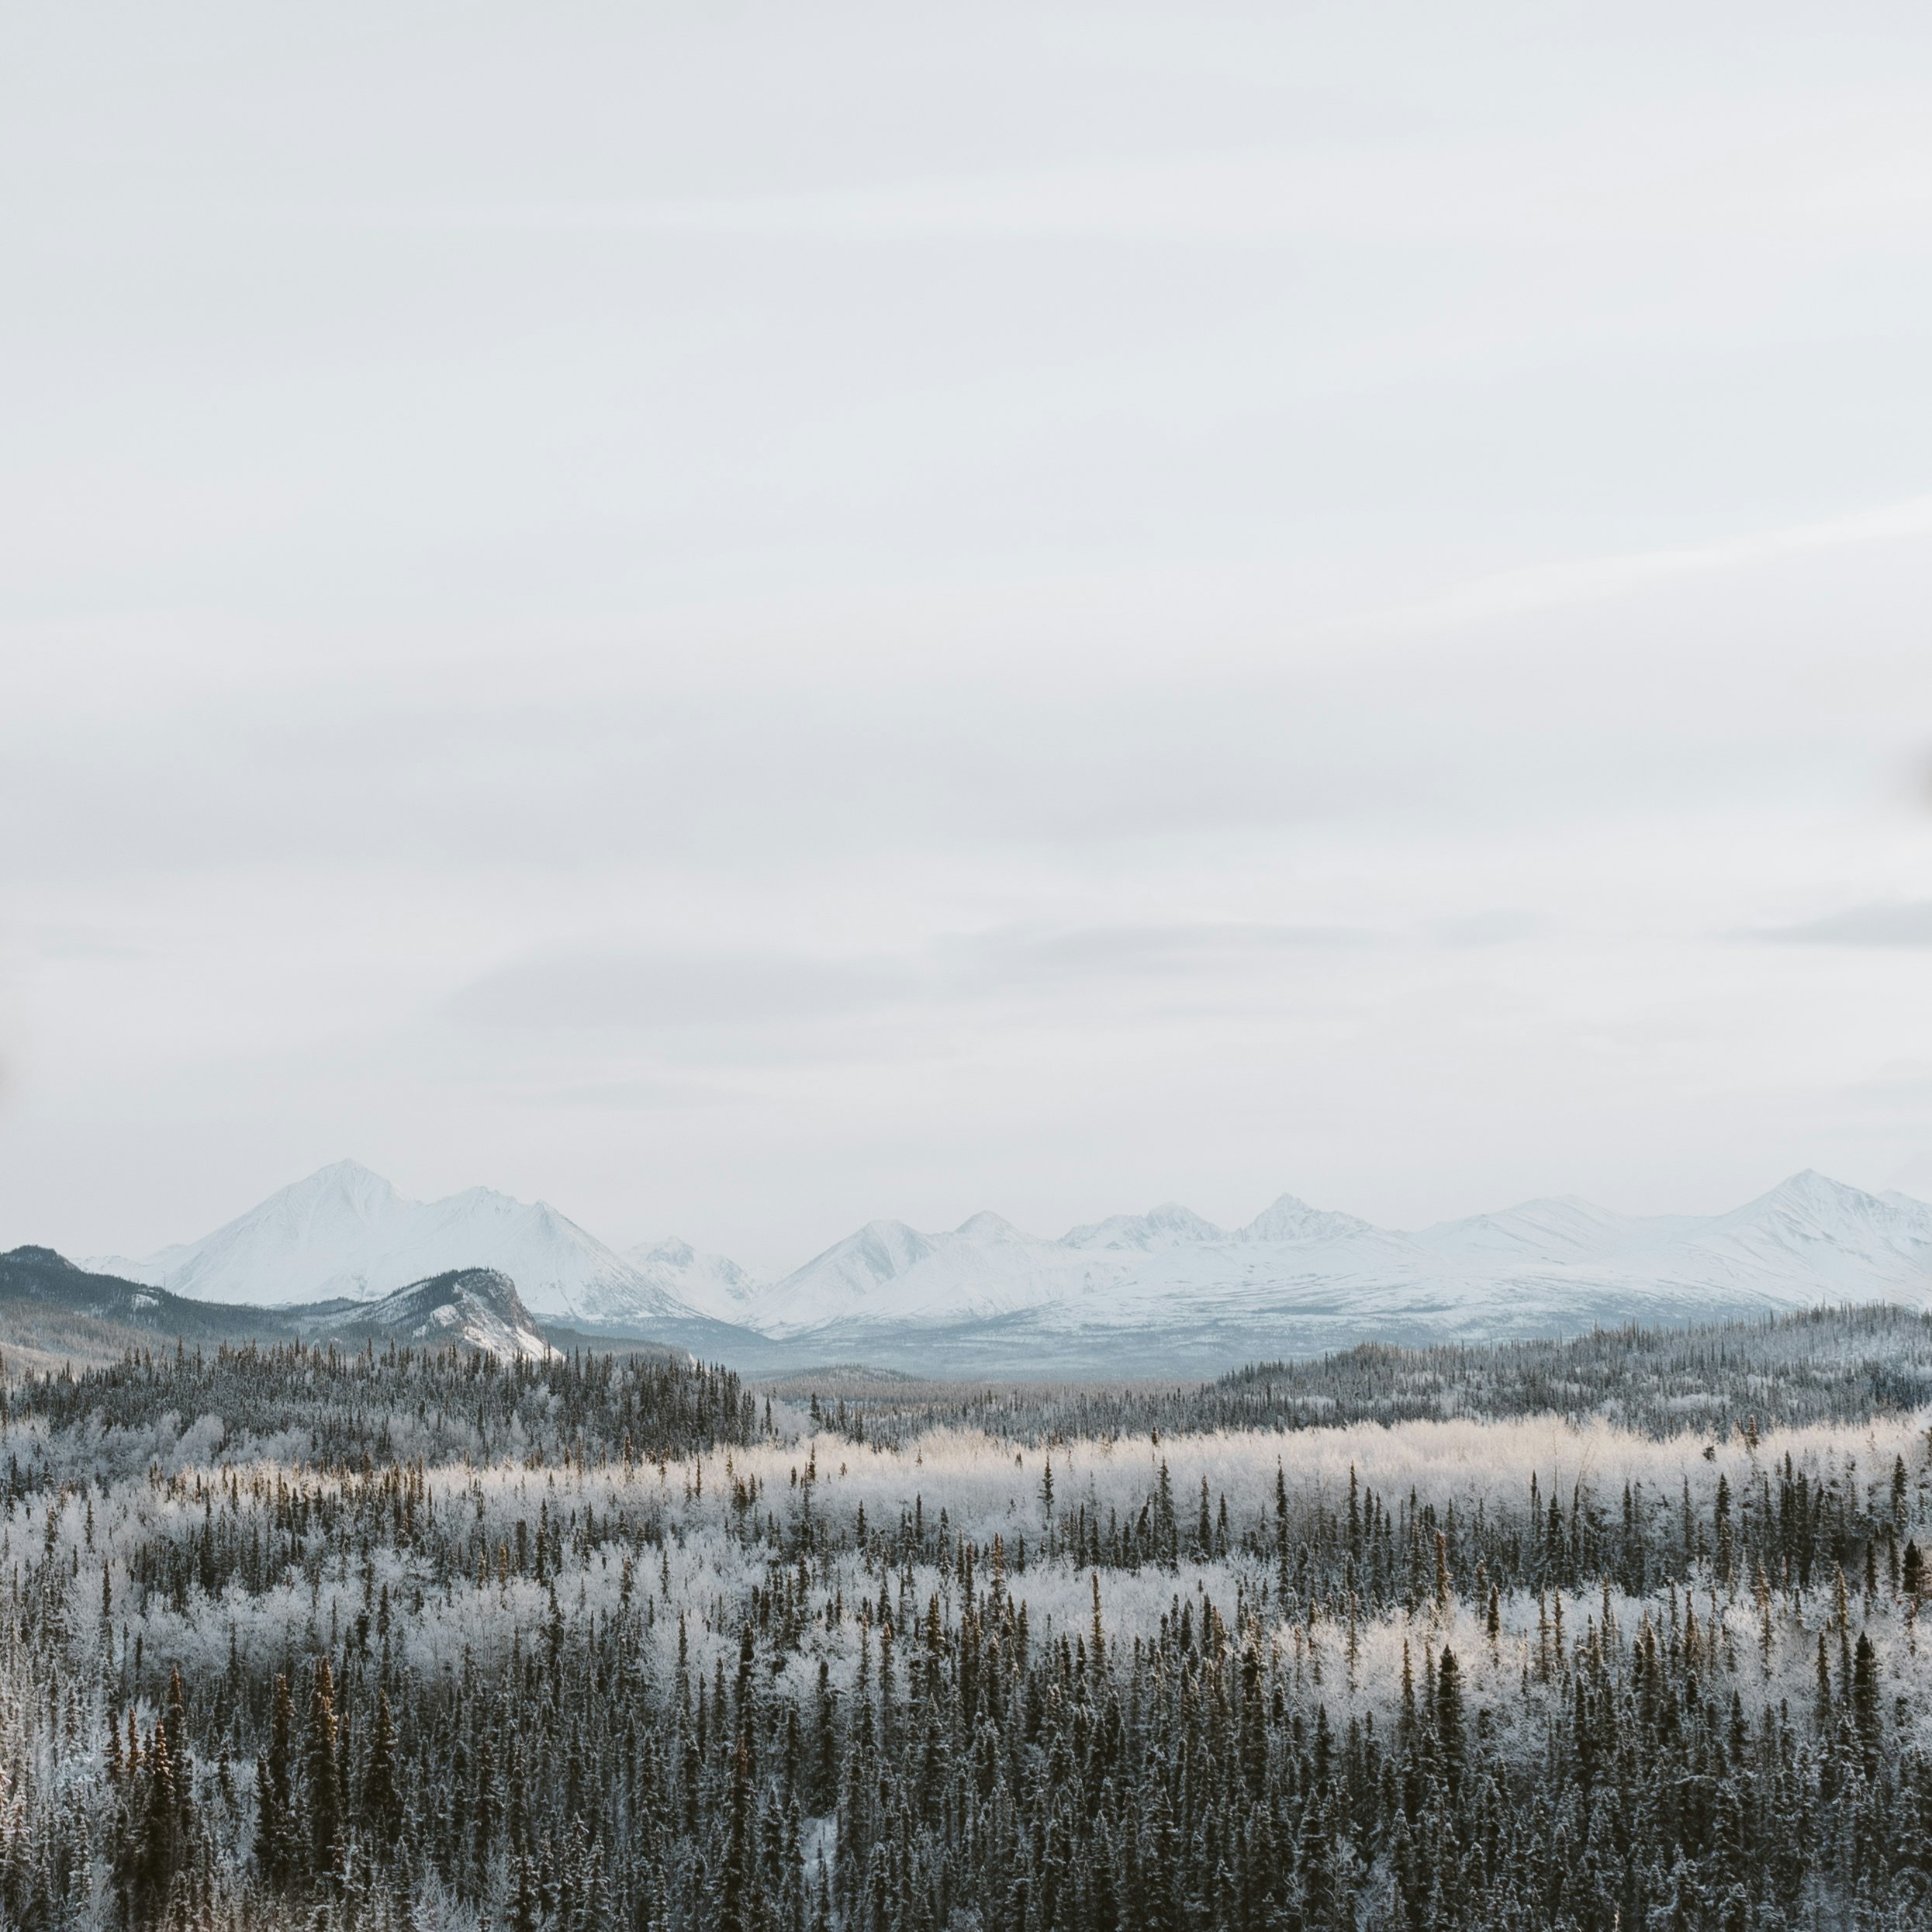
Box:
(1063, 1202, 1227, 1252)
(1662, 1170, 1932, 1298)
(621, 1237, 766, 1324)
(721, 1170, 1932, 1373)
(83, 1163, 1932, 1377)
(1236, 1194, 1379, 1246)
(752, 1213, 1072, 1332)
(1408, 1194, 1685, 1264)
(89, 1158, 410, 1291)
(92, 1160, 701, 1326)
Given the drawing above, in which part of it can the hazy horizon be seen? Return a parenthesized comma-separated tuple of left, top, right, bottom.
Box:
(6, 6, 1932, 1271)
(75, 1151, 1932, 1287)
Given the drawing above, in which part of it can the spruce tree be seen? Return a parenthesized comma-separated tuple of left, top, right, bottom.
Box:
(361, 1688, 402, 1852)
(307, 1655, 342, 1886)
(254, 1672, 296, 1889)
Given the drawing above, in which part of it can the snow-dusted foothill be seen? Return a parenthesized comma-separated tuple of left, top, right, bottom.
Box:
(285, 1267, 555, 1361)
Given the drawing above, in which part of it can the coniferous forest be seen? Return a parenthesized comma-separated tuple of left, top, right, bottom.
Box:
(2, 1319, 1930, 1930)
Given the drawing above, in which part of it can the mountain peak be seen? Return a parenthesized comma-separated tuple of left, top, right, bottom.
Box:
(1689, 1171, 1932, 1287)
(748, 1218, 942, 1331)
(955, 1211, 1030, 1242)
(639, 1236, 700, 1267)
(1741, 1170, 1885, 1222)
(1063, 1202, 1225, 1251)
(285, 1159, 402, 1204)
(1767, 1167, 1844, 1194)
(1239, 1194, 1375, 1244)
(2, 1245, 77, 1271)
(292, 1266, 552, 1360)
(113, 1164, 707, 1325)
(842, 1221, 935, 1277)
(309, 1157, 392, 1182)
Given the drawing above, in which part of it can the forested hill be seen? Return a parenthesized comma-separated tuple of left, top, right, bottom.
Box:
(768, 1305, 1932, 1449)
(0, 1246, 276, 1344)
(0, 1247, 572, 1367)
(0, 1341, 758, 1487)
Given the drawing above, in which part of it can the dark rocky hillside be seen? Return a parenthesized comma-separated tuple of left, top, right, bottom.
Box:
(0, 1246, 287, 1343)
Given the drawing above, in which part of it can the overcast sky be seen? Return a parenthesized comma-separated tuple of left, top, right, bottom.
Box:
(5, 4, 1932, 1271)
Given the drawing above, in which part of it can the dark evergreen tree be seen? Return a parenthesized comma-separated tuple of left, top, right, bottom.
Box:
(307, 1654, 342, 1885)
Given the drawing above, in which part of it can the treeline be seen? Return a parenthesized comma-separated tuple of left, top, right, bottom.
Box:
(793, 1306, 1932, 1450)
(0, 1340, 759, 1494)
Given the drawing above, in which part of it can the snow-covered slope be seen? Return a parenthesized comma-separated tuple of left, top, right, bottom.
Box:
(87, 1159, 410, 1291)
(1411, 1195, 1687, 1264)
(752, 1213, 1084, 1332)
(1236, 1194, 1378, 1245)
(95, 1160, 703, 1325)
(289, 1267, 554, 1361)
(620, 1238, 765, 1325)
(1657, 1170, 1932, 1298)
(1063, 1202, 1225, 1251)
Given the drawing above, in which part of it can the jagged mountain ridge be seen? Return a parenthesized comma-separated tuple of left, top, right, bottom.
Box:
(752, 1172, 1932, 1346)
(81, 1163, 1932, 1375)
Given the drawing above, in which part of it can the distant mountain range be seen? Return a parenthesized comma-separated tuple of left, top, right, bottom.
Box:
(69, 1159, 1932, 1376)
